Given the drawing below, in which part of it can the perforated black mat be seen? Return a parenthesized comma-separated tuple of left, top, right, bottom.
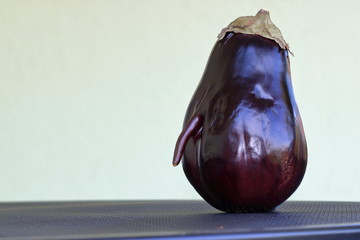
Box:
(0, 200, 360, 240)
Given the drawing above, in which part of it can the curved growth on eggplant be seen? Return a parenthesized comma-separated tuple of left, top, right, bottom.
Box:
(173, 9, 307, 213)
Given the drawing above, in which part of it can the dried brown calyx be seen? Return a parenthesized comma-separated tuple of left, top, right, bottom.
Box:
(218, 9, 293, 55)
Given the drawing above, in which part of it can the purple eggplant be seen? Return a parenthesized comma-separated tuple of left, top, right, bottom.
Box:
(173, 10, 307, 213)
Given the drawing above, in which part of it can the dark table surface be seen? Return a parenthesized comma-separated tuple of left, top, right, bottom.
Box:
(0, 200, 360, 240)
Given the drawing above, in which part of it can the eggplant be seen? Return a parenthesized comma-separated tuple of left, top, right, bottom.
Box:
(173, 9, 307, 213)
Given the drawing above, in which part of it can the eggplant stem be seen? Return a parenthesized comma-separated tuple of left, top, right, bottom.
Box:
(172, 115, 204, 167)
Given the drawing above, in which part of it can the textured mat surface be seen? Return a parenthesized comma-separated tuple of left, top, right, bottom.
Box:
(0, 200, 360, 239)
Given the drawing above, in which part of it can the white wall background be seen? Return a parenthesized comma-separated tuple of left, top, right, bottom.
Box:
(0, 0, 359, 202)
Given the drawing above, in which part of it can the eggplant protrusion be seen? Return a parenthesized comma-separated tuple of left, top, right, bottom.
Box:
(173, 115, 203, 167)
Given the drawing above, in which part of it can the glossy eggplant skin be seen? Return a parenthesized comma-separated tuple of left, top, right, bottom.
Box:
(174, 33, 307, 213)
